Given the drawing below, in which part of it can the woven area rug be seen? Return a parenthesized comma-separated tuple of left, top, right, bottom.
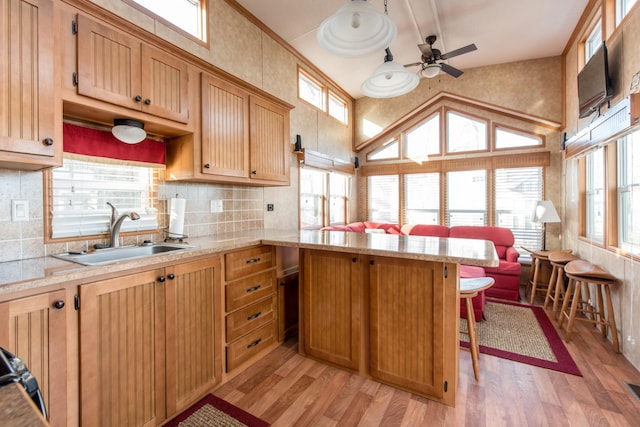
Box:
(164, 394, 270, 427)
(460, 300, 582, 376)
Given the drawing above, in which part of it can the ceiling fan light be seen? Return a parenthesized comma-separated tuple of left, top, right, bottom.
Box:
(112, 118, 147, 144)
(361, 60, 419, 98)
(317, 0, 397, 58)
(421, 63, 441, 78)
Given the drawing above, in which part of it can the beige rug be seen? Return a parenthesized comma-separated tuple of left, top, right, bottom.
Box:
(164, 394, 270, 427)
(460, 300, 581, 375)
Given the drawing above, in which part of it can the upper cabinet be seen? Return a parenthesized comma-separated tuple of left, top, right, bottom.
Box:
(167, 72, 293, 186)
(0, 0, 61, 170)
(75, 14, 189, 124)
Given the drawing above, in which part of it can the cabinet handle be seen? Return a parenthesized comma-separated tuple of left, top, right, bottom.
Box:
(144, 98, 151, 105)
(53, 300, 65, 309)
(352, 257, 357, 263)
(43, 138, 54, 146)
(246, 284, 261, 293)
(370, 260, 375, 265)
(158, 276, 166, 283)
(251, 170, 257, 175)
(204, 163, 210, 169)
(134, 95, 142, 102)
(167, 273, 175, 280)
(247, 311, 262, 321)
(247, 338, 262, 349)
(246, 257, 261, 264)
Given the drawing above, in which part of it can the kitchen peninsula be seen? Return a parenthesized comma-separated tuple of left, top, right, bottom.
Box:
(0, 229, 497, 425)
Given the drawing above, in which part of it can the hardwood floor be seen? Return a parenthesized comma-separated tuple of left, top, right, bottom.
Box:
(214, 303, 640, 426)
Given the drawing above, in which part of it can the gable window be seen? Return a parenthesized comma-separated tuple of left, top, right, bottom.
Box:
(585, 147, 605, 243)
(617, 130, 640, 255)
(405, 114, 440, 161)
(367, 139, 399, 161)
(368, 175, 399, 223)
(404, 173, 440, 224)
(446, 111, 487, 153)
(616, 0, 637, 26)
(328, 91, 348, 124)
(51, 157, 159, 239)
(446, 170, 487, 226)
(495, 127, 542, 149)
(126, 0, 207, 42)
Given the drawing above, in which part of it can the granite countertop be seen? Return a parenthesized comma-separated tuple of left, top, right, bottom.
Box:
(0, 383, 48, 426)
(0, 229, 498, 298)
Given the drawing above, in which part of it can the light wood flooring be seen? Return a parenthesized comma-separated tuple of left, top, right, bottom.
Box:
(213, 302, 640, 426)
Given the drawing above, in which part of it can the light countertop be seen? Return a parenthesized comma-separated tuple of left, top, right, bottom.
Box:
(0, 229, 498, 298)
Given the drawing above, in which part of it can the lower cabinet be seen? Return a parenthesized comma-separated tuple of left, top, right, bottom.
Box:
(300, 249, 459, 406)
(277, 272, 299, 341)
(0, 289, 68, 427)
(78, 257, 221, 427)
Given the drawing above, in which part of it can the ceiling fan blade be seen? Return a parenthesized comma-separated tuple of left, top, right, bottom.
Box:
(417, 43, 433, 57)
(440, 62, 464, 78)
(404, 62, 423, 68)
(441, 43, 477, 60)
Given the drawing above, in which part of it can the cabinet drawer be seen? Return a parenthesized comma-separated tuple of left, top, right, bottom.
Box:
(226, 296, 275, 343)
(226, 321, 276, 372)
(225, 270, 275, 312)
(225, 246, 275, 281)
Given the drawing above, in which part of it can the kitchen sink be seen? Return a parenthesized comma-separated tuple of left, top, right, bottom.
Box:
(53, 243, 196, 266)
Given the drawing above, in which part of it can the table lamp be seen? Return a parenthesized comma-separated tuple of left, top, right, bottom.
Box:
(532, 200, 561, 251)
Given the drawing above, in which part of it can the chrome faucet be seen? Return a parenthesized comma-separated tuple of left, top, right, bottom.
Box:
(107, 202, 140, 248)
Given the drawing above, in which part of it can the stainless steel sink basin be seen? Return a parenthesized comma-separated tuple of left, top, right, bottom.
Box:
(53, 243, 195, 266)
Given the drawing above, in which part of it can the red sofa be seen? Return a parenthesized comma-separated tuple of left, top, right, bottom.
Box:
(321, 222, 522, 320)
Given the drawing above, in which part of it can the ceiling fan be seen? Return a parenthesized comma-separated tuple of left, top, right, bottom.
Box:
(405, 35, 477, 78)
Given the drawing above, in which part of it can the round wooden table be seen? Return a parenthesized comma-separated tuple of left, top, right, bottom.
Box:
(460, 277, 495, 381)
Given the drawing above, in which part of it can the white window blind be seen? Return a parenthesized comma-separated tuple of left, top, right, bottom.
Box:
(368, 175, 399, 223)
(618, 131, 640, 255)
(495, 167, 543, 250)
(586, 148, 605, 242)
(329, 173, 348, 225)
(51, 158, 159, 239)
(446, 170, 486, 226)
(404, 173, 439, 224)
(299, 167, 325, 229)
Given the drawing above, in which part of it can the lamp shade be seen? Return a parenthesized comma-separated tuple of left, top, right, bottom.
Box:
(317, 0, 397, 58)
(361, 57, 419, 98)
(112, 119, 147, 144)
(420, 63, 441, 78)
(532, 200, 561, 223)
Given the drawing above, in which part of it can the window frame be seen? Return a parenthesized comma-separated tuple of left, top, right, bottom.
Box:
(493, 124, 545, 151)
(123, 0, 209, 45)
(298, 68, 326, 112)
(404, 112, 442, 161)
(328, 90, 349, 125)
(366, 138, 400, 162)
(444, 108, 489, 155)
(299, 166, 351, 230)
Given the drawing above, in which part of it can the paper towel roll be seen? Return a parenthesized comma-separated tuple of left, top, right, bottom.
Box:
(168, 198, 186, 237)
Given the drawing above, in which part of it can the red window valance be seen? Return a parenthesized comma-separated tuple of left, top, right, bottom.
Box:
(63, 123, 165, 165)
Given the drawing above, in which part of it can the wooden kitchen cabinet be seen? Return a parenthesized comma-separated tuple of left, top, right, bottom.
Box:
(76, 14, 189, 123)
(224, 246, 278, 372)
(78, 257, 221, 426)
(249, 95, 290, 183)
(0, 289, 68, 427)
(301, 249, 361, 371)
(0, 0, 61, 170)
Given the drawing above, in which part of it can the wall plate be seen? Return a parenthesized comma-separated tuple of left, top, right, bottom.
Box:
(11, 200, 29, 222)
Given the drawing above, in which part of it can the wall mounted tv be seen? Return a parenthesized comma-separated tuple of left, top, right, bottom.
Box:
(578, 42, 612, 118)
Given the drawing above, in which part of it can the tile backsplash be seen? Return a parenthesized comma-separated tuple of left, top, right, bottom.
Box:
(0, 168, 264, 263)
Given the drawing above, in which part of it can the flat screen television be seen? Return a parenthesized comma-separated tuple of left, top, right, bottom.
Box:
(578, 42, 612, 118)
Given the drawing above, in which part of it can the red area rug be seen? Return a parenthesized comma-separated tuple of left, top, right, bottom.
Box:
(460, 300, 582, 376)
(164, 394, 270, 427)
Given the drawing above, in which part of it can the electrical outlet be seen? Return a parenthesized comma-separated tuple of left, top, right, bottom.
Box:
(267, 204, 274, 211)
(11, 200, 29, 222)
(210, 200, 223, 213)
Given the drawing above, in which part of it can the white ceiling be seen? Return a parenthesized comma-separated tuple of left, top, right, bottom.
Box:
(234, 0, 589, 99)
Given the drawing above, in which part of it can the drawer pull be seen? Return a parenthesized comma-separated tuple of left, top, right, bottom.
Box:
(247, 338, 262, 349)
(247, 311, 262, 321)
(246, 284, 261, 293)
(246, 257, 261, 264)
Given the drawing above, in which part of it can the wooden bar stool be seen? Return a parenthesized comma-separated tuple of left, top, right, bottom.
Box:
(558, 260, 619, 353)
(460, 277, 495, 381)
(544, 251, 579, 320)
(524, 248, 572, 305)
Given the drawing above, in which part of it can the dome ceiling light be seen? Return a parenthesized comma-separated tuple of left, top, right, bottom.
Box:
(112, 119, 147, 144)
(361, 48, 419, 98)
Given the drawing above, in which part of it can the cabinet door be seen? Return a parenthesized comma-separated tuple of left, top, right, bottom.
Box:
(368, 257, 457, 403)
(0, 290, 67, 427)
(164, 257, 222, 416)
(301, 249, 360, 370)
(201, 73, 249, 178)
(140, 44, 189, 123)
(76, 14, 142, 111)
(0, 0, 56, 161)
(79, 269, 165, 427)
(249, 96, 290, 183)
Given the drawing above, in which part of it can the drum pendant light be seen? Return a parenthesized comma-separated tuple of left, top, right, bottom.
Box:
(317, 0, 397, 58)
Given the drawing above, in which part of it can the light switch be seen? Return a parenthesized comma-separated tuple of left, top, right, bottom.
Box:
(12, 200, 29, 222)
(210, 200, 223, 213)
